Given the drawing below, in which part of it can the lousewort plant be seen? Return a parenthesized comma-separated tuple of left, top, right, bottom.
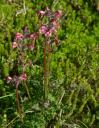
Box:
(6, 7, 62, 117)
(6, 28, 38, 118)
(38, 7, 62, 99)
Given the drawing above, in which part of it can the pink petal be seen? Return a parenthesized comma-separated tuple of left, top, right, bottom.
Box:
(38, 10, 45, 15)
(15, 33, 23, 40)
(45, 31, 52, 37)
(12, 42, 18, 48)
(30, 33, 39, 40)
(6, 76, 12, 83)
(54, 10, 62, 18)
(20, 73, 27, 81)
(39, 25, 47, 34)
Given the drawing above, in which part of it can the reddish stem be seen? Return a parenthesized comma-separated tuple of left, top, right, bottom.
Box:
(43, 41, 48, 99)
(24, 82, 31, 100)
(16, 82, 22, 121)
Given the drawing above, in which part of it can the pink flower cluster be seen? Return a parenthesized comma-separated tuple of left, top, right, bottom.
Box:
(38, 8, 62, 37)
(15, 32, 23, 40)
(12, 8, 62, 48)
(38, 8, 62, 18)
(39, 19, 60, 37)
(9, 8, 62, 87)
(30, 32, 39, 40)
(12, 31, 38, 50)
(12, 32, 23, 49)
(6, 73, 27, 85)
(19, 73, 27, 81)
(54, 10, 62, 18)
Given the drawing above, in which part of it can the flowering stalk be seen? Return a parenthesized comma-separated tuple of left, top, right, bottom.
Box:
(6, 8, 62, 111)
(43, 41, 47, 98)
(43, 40, 52, 100)
(43, 41, 49, 99)
(24, 81, 31, 100)
(44, 41, 52, 99)
(7, 28, 37, 117)
(47, 41, 51, 83)
(38, 7, 62, 99)
(16, 82, 21, 116)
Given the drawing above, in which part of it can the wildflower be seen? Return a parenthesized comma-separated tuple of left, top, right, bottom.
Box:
(19, 73, 27, 81)
(45, 30, 52, 37)
(38, 10, 46, 19)
(6, 76, 12, 83)
(39, 25, 47, 34)
(51, 19, 59, 27)
(38, 10, 45, 16)
(23, 26, 30, 38)
(12, 41, 18, 49)
(30, 32, 39, 40)
(54, 10, 62, 18)
(39, 25, 54, 37)
(45, 7, 51, 17)
(15, 32, 23, 40)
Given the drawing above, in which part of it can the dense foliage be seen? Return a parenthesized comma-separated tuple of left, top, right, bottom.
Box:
(0, 0, 99, 127)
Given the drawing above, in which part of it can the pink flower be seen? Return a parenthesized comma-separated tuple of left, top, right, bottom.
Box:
(45, 30, 52, 37)
(7, 76, 12, 80)
(51, 19, 57, 26)
(39, 25, 47, 34)
(39, 25, 56, 37)
(51, 19, 60, 30)
(30, 33, 39, 40)
(19, 73, 27, 81)
(15, 33, 23, 40)
(39, 25, 53, 37)
(12, 41, 18, 49)
(54, 10, 62, 18)
(38, 10, 45, 16)
(6, 76, 12, 83)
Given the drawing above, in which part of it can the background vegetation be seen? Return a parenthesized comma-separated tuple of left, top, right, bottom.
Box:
(0, 0, 99, 127)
